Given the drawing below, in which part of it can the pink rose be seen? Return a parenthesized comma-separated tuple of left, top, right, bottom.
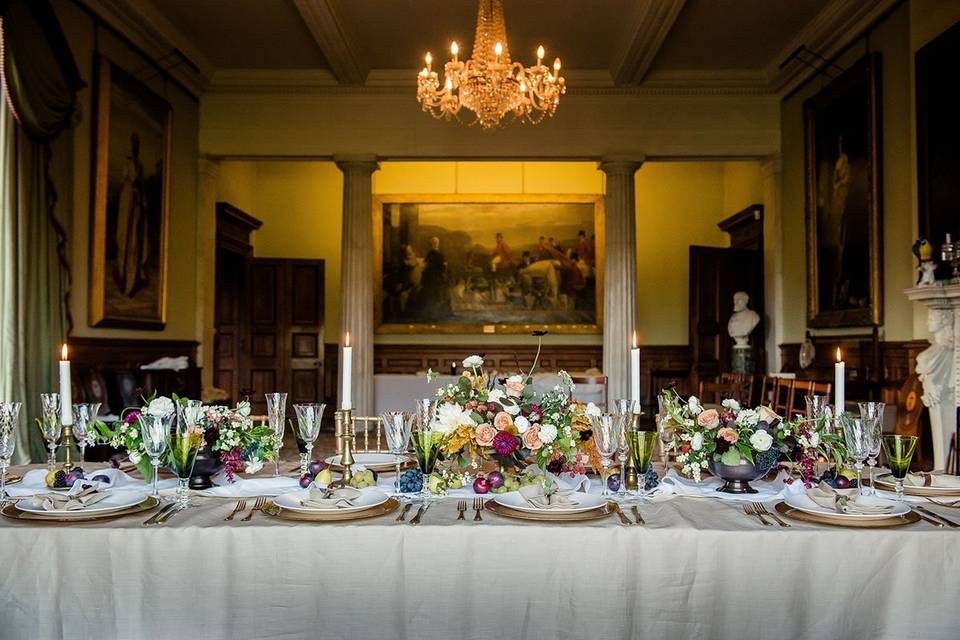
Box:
(475, 424, 496, 447)
(757, 405, 780, 424)
(505, 381, 525, 398)
(717, 427, 739, 444)
(697, 408, 720, 429)
(522, 425, 542, 451)
(493, 411, 513, 430)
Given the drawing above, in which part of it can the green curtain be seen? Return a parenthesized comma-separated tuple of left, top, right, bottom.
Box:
(0, 99, 67, 463)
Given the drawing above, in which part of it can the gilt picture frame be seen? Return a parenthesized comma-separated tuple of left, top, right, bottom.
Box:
(89, 54, 171, 329)
(373, 194, 604, 334)
(804, 53, 883, 328)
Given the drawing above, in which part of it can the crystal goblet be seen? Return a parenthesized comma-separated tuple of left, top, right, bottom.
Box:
(265, 393, 288, 477)
(881, 434, 918, 501)
(381, 411, 414, 495)
(71, 402, 102, 467)
(859, 402, 885, 495)
(293, 403, 326, 477)
(40, 393, 61, 470)
(590, 413, 623, 496)
(138, 413, 170, 498)
(840, 413, 869, 496)
(0, 402, 22, 504)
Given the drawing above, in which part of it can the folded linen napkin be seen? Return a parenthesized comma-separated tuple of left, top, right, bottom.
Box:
(807, 482, 893, 515)
(517, 483, 577, 509)
(904, 472, 960, 489)
(4, 468, 147, 498)
(301, 487, 362, 509)
(30, 486, 111, 511)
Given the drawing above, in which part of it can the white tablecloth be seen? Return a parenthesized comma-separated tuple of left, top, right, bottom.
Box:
(1, 464, 958, 640)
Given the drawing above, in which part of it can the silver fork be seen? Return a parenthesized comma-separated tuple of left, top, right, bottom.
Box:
(156, 502, 186, 525)
(743, 503, 771, 526)
(143, 502, 175, 526)
(457, 500, 467, 521)
(754, 502, 790, 527)
(473, 497, 484, 522)
(242, 496, 266, 521)
(225, 499, 246, 521)
(409, 501, 430, 525)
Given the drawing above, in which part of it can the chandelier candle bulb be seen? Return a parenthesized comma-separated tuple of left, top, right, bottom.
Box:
(59, 343, 72, 426)
(834, 348, 845, 415)
(537, 45, 544, 63)
(425, 52, 432, 71)
(630, 333, 641, 405)
(341, 333, 353, 411)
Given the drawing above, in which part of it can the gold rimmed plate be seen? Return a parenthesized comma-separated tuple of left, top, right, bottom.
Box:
(774, 502, 920, 528)
(324, 454, 414, 473)
(484, 499, 616, 523)
(1, 496, 160, 523)
(264, 497, 400, 522)
(4, 475, 21, 485)
(873, 474, 960, 497)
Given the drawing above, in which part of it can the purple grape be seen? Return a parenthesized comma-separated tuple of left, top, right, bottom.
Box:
(835, 476, 850, 489)
(607, 474, 621, 492)
(64, 471, 81, 486)
(308, 461, 325, 477)
(299, 474, 313, 489)
(487, 470, 504, 489)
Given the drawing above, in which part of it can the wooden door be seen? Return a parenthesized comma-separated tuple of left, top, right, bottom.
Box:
(214, 247, 247, 402)
(688, 246, 764, 392)
(246, 259, 325, 415)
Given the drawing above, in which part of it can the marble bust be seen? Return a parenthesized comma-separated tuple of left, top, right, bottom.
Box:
(916, 307, 956, 470)
(727, 291, 760, 348)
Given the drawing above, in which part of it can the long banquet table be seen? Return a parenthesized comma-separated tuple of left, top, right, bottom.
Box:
(1, 463, 958, 640)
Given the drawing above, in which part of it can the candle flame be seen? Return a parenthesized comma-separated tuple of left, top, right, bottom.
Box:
(632, 331, 638, 349)
(835, 347, 842, 362)
(61, 343, 68, 360)
(345, 332, 351, 348)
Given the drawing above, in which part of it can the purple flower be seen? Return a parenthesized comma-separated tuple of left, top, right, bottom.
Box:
(124, 410, 140, 425)
(527, 403, 543, 421)
(220, 448, 244, 482)
(492, 431, 518, 457)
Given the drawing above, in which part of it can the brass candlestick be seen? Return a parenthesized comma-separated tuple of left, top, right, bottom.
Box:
(334, 409, 355, 487)
(61, 421, 74, 469)
(624, 412, 643, 491)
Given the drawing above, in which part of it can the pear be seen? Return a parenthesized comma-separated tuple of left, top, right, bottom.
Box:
(315, 467, 333, 486)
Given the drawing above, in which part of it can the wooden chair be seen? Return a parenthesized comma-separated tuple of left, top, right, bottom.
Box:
(697, 380, 742, 405)
(760, 376, 775, 406)
(772, 378, 793, 416)
(720, 373, 755, 407)
(570, 374, 607, 409)
(789, 380, 833, 420)
(334, 415, 386, 454)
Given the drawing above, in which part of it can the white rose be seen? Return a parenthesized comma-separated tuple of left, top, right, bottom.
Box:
(749, 430, 773, 452)
(506, 374, 523, 384)
(503, 403, 521, 416)
(721, 398, 741, 413)
(236, 401, 251, 417)
(585, 402, 602, 417)
(514, 415, 531, 434)
(147, 396, 174, 417)
(539, 423, 558, 444)
(809, 432, 820, 448)
(687, 396, 703, 415)
(735, 409, 759, 427)
(487, 389, 506, 404)
(245, 458, 263, 474)
(128, 451, 142, 464)
(462, 355, 484, 369)
(691, 432, 704, 451)
(433, 402, 475, 434)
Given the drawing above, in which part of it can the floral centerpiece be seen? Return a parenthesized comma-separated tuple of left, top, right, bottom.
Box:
(774, 411, 847, 488)
(427, 349, 597, 476)
(95, 394, 280, 483)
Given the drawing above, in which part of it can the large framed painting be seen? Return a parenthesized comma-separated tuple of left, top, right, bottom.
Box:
(374, 194, 604, 334)
(804, 53, 882, 328)
(89, 54, 171, 329)
(917, 20, 960, 280)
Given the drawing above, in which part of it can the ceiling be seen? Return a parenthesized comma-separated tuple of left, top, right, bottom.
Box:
(140, 0, 887, 92)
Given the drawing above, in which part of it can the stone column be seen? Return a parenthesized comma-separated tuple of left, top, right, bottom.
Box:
(335, 156, 379, 416)
(599, 156, 644, 405)
(761, 155, 783, 374)
(196, 156, 220, 395)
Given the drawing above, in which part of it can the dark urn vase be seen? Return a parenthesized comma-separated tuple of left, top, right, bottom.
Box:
(189, 445, 223, 490)
(707, 455, 777, 494)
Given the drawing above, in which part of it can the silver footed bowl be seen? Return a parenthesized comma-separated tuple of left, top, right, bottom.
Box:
(708, 455, 777, 494)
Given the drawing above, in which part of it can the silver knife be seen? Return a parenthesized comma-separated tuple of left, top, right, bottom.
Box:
(143, 503, 175, 527)
(156, 503, 186, 525)
(395, 502, 413, 522)
(409, 502, 430, 525)
(911, 507, 945, 527)
(915, 505, 959, 528)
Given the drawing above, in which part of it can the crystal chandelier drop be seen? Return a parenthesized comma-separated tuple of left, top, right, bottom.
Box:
(416, 0, 565, 130)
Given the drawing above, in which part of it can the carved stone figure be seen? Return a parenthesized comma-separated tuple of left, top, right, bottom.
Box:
(916, 307, 956, 470)
(727, 292, 760, 349)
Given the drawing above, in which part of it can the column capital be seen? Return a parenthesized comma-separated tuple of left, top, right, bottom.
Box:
(598, 155, 645, 176)
(334, 154, 380, 174)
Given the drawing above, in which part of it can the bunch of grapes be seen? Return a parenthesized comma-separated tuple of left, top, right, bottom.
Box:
(644, 467, 659, 490)
(398, 469, 423, 493)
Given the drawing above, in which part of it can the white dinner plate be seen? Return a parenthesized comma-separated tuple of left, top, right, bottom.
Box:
(874, 474, 960, 496)
(493, 491, 607, 514)
(273, 488, 390, 514)
(784, 493, 909, 520)
(324, 453, 407, 470)
(16, 490, 147, 517)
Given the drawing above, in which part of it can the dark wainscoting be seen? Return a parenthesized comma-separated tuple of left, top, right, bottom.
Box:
(323, 343, 691, 409)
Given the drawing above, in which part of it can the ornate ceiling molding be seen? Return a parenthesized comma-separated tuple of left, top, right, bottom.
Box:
(293, 0, 366, 85)
(610, 0, 687, 85)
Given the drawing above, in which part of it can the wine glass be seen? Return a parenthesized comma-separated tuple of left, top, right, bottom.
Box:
(40, 393, 61, 470)
(265, 393, 288, 476)
(293, 403, 326, 477)
(881, 435, 918, 501)
(0, 402, 22, 504)
(411, 410, 439, 502)
(626, 429, 659, 499)
(656, 394, 675, 471)
(805, 395, 830, 420)
(381, 411, 414, 495)
(840, 413, 869, 496)
(612, 399, 641, 498)
(169, 403, 204, 508)
(71, 402, 102, 467)
(138, 413, 170, 498)
(590, 413, 623, 496)
(859, 402, 885, 495)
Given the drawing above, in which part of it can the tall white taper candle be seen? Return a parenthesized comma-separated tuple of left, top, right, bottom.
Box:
(59, 343, 73, 425)
(341, 332, 353, 410)
(630, 332, 641, 406)
(834, 347, 845, 415)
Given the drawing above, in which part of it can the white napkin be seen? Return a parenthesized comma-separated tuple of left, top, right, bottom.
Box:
(3, 468, 152, 498)
(301, 487, 362, 509)
(196, 475, 301, 498)
(807, 482, 894, 514)
(30, 486, 112, 511)
(905, 472, 960, 489)
(520, 464, 591, 493)
(517, 483, 577, 509)
(655, 468, 806, 503)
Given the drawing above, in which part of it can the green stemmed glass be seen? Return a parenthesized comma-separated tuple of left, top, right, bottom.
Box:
(881, 435, 918, 502)
(411, 428, 441, 501)
(168, 404, 205, 508)
(626, 430, 659, 498)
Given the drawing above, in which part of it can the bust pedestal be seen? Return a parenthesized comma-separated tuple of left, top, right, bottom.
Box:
(905, 284, 960, 472)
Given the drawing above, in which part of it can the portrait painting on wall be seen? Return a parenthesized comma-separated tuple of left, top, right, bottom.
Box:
(804, 53, 882, 328)
(374, 195, 604, 334)
(89, 54, 171, 329)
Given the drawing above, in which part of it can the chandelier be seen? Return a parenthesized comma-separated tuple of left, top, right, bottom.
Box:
(416, 0, 565, 130)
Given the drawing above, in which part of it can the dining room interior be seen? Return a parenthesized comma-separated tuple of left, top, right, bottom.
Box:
(1, 0, 959, 638)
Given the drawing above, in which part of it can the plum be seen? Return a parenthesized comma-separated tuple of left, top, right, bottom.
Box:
(299, 474, 313, 489)
(308, 460, 326, 477)
(487, 470, 505, 489)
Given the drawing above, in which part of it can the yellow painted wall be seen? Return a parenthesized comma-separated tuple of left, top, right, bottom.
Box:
(219, 160, 756, 346)
(54, 0, 200, 341)
(780, 2, 918, 343)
